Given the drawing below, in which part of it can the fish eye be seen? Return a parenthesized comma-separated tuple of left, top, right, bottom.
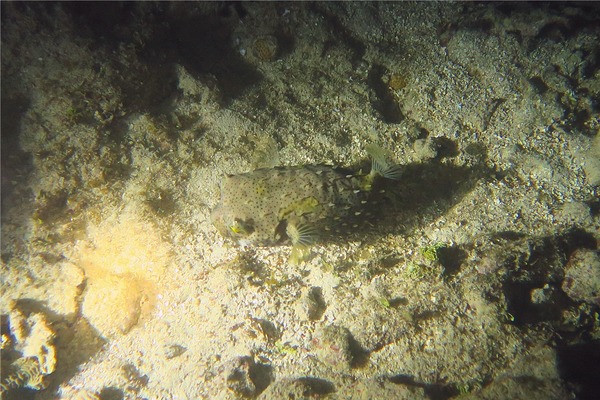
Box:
(229, 218, 255, 236)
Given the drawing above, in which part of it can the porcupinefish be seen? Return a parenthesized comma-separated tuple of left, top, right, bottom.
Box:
(211, 145, 402, 259)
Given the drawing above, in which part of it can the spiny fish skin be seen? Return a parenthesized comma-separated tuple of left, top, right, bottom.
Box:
(211, 145, 402, 248)
(211, 164, 373, 247)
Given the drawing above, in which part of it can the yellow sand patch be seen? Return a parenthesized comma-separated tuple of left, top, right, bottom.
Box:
(76, 211, 171, 339)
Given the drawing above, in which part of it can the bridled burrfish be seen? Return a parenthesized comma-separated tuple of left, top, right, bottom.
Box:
(210, 145, 402, 254)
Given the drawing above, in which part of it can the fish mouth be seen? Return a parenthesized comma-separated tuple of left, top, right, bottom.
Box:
(210, 205, 229, 237)
(209, 205, 220, 225)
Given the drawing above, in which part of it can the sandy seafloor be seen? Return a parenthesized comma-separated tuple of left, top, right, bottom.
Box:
(1, 2, 600, 399)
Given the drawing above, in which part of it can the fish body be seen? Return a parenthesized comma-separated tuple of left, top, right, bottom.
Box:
(211, 145, 401, 248)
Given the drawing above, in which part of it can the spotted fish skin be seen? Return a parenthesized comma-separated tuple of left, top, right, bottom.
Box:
(211, 164, 373, 247)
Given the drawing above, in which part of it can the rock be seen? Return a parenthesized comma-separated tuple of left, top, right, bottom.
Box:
(258, 376, 426, 400)
(530, 284, 560, 305)
(295, 286, 326, 321)
(226, 358, 255, 397)
(1, 303, 57, 395)
(257, 377, 335, 399)
(337, 377, 427, 399)
(310, 324, 353, 372)
(58, 386, 102, 400)
(413, 138, 438, 161)
(252, 35, 278, 61)
(164, 344, 187, 360)
(225, 356, 272, 398)
(562, 249, 600, 305)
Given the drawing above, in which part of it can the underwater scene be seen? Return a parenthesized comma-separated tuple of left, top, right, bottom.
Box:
(1, 2, 599, 399)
